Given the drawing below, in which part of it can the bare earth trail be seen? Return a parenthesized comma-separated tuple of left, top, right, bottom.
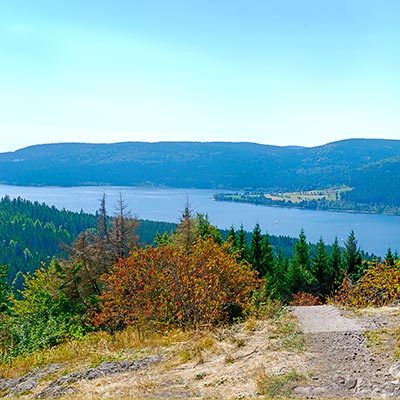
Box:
(292, 305, 400, 398)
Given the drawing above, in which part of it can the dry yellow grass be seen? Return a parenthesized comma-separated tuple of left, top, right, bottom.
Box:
(0, 305, 315, 399)
(0, 326, 190, 379)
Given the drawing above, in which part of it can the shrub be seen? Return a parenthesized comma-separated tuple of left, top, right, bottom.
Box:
(290, 292, 322, 306)
(334, 261, 400, 307)
(94, 237, 259, 331)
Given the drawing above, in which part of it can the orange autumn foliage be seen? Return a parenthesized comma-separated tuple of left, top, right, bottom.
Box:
(94, 237, 259, 330)
(334, 261, 400, 308)
(290, 292, 322, 306)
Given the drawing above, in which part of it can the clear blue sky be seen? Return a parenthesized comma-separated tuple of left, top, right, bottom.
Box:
(1, 0, 399, 152)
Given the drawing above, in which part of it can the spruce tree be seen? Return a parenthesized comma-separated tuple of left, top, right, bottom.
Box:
(329, 236, 343, 289)
(249, 223, 263, 276)
(286, 229, 314, 295)
(292, 229, 311, 272)
(261, 233, 275, 278)
(265, 248, 289, 301)
(195, 213, 222, 244)
(0, 264, 9, 313)
(343, 230, 363, 280)
(385, 248, 395, 266)
(236, 224, 248, 261)
(176, 203, 195, 252)
(312, 237, 329, 297)
(226, 226, 237, 248)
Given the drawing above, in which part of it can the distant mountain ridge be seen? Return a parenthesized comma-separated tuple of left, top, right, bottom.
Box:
(0, 139, 399, 210)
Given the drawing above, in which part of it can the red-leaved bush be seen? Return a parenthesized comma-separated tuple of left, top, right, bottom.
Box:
(290, 292, 322, 306)
(94, 237, 259, 331)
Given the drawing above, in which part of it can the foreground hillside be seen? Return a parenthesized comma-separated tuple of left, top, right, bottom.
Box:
(1, 305, 400, 399)
(0, 139, 399, 211)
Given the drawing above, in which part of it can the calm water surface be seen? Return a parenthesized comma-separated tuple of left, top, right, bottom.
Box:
(0, 185, 398, 257)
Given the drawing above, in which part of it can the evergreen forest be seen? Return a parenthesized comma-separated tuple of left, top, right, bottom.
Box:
(1, 139, 400, 214)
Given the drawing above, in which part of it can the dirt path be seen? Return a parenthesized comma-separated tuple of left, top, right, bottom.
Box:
(292, 305, 400, 398)
(293, 305, 363, 333)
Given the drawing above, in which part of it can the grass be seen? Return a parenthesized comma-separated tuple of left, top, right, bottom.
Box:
(269, 309, 305, 352)
(265, 186, 352, 204)
(0, 301, 308, 399)
(254, 365, 305, 397)
(0, 326, 189, 379)
(364, 328, 388, 353)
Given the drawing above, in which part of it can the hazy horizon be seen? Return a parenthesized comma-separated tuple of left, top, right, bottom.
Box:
(3, 136, 400, 153)
(1, 1, 399, 152)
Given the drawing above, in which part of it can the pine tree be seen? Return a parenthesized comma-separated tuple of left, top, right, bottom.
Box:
(0, 264, 9, 313)
(59, 195, 139, 312)
(329, 236, 343, 289)
(249, 223, 263, 276)
(226, 226, 236, 248)
(111, 193, 139, 260)
(385, 248, 395, 266)
(261, 233, 275, 278)
(265, 248, 289, 301)
(195, 213, 222, 244)
(292, 229, 311, 272)
(286, 229, 314, 295)
(312, 237, 329, 297)
(236, 224, 248, 261)
(175, 203, 195, 252)
(343, 230, 363, 280)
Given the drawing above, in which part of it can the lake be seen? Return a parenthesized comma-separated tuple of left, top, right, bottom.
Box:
(0, 184, 398, 257)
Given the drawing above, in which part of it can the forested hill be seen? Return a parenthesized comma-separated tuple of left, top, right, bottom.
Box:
(0, 196, 176, 286)
(1, 139, 400, 208)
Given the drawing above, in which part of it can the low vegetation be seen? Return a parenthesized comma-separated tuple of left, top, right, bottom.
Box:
(265, 187, 352, 203)
(0, 194, 399, 399)
(214, 186, 400, 215)
(0, 196, 396, 364)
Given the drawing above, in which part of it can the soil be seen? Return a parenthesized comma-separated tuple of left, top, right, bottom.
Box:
(292, 305, 400, 398)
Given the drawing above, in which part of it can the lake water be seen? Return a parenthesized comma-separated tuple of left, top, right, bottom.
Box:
(0, 184, 398, 257)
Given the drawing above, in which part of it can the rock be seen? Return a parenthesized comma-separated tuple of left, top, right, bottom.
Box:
(0, 365, 62, 396)
(293, 385, 317, 397)
(35, 385, 79, 399)
(389, 359, 400, 379)
(344, 378, 358, 390)
(36, 355, 162, 399)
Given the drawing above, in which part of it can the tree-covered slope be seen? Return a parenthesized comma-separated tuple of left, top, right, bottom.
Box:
(0, 139, 399, 207)
(0, 196, 176, 285)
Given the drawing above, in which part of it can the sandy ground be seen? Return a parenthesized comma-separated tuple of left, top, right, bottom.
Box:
(73, 315, 313, 399)
(292, 305, 364, 333)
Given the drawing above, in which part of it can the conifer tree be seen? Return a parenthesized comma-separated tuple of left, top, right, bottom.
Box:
(236, 224, 248, 261)
(175, 203, 195, 252)
(226, 226, 236, 248)
(292, 229, 312, 272)
(249, 223, 263, 276)
(312, 237, 329, 297)
(111, 193, 139, 260)
(58, 196, 139, 312)
(0, 264, 9, 313)
(385, 247, 395, 266)
(343, 230, 363, 280)
(260, 233, 275, 278)
(265, 248, 289, 300)
(329, 236, 343, 288)
(286, 229, 314, 295)
(195, 213, 222, 244)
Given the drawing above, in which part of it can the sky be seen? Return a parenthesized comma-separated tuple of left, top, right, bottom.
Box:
(1, 0, 400, 152)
